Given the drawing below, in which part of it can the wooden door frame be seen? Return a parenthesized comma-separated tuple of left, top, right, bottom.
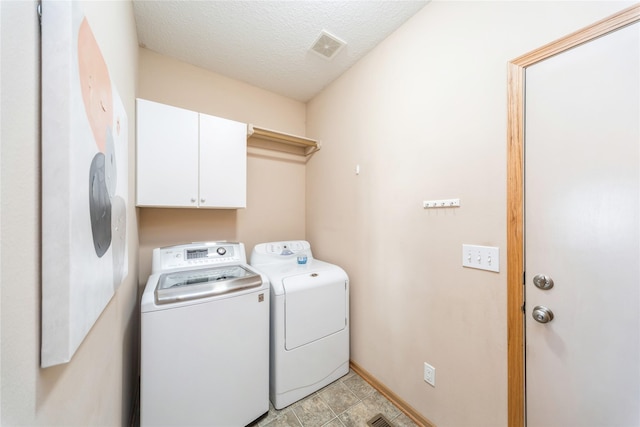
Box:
(506, 4, 640, 426)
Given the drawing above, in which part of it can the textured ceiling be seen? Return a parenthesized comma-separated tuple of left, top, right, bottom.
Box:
(132, 1, 429, 102)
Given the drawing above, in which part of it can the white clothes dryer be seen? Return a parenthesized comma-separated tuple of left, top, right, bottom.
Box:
(141, 242, 269, 426)
(250, 240, 349, 409)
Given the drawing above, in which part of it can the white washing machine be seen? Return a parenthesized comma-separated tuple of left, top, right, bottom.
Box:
(141, 242, 269, 426)
(250, 240, 349, 409)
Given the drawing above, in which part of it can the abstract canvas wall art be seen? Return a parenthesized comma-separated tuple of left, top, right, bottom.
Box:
(41, 1, 128, 367)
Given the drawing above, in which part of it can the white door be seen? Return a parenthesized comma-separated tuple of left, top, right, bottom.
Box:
(524, 22, 639, 427)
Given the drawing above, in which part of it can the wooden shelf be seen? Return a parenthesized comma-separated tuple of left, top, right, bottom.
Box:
(247, 124, 320, 156)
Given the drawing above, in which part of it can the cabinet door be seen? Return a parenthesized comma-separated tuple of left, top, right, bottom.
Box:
(136, 99, 199, 207)
(199, 113, 247, 208)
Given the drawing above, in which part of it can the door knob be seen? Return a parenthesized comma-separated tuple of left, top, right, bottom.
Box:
(532, 306, 554, 324)
(533, 274, 554, 290)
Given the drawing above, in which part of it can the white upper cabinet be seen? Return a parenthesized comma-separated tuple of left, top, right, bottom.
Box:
(136, 99, 199, 207)
(199, 113, 246, 208)
(136, 99, 246, 209)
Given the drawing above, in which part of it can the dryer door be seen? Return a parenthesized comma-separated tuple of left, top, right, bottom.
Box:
(283, 269, 347, 350)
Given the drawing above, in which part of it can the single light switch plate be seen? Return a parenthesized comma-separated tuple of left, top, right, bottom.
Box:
(462, 244, 500, 272)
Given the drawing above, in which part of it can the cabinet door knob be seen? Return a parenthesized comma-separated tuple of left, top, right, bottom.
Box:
(200, 198, 206, 203)
(190, 197, 196, 203)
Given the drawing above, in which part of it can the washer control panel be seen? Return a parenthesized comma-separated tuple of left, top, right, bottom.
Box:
(152, 242, 244, 273)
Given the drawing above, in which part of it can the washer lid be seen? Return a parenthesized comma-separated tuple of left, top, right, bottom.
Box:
(155, 265, 261, 304)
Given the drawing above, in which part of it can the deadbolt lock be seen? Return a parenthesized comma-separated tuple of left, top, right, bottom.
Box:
(533, 274, 554, 290)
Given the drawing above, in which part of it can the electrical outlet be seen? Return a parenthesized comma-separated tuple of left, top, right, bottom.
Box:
(424, 362, 436, 387)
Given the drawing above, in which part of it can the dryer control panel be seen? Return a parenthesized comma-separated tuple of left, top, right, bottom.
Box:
(265, 241, 309, 255)
(251, 240, 313, 265)
(152, 242, 246, 273)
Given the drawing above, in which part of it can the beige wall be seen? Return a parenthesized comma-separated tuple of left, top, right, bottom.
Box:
(1, 1, 633, 426)
(137, 49, 308, 283)
(1, 0, 139, 425)
(305, 2, 633, 426)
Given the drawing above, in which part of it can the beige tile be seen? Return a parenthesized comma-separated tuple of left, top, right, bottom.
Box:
(263, 409, 303, 427)
(337, 401, 381, 427)
(361, 391, 400, 420)
(321, 417, 345, 427)
(392, 412, 419, 427)
(318, 381, 360, 415)
(292, 395, 336, 427)
(259, 371, 410, 427)
(342, 374, 376, 399)
(339, 369, 357, 382)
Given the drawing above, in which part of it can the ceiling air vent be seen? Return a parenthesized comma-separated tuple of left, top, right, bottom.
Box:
(310, 30, 346, 60)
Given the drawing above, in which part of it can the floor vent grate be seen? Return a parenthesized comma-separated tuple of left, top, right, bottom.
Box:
(367, 413, 395, 427)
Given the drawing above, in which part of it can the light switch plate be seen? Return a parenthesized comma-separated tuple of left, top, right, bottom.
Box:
(462, 244, 500, 272)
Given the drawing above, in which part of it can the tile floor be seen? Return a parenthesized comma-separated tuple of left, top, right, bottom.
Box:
(249, 370, 418, 427)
